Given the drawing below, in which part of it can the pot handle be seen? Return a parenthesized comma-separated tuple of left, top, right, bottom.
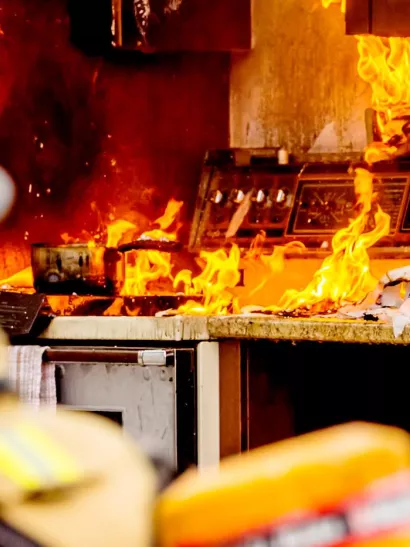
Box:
(117, 240, 183, 253)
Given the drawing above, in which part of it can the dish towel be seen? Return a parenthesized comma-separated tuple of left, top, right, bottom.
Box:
(7, 346, 56, 409)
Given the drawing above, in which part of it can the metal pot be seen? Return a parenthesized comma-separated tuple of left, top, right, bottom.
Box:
(31, 240, 183, 296)
(31, 244, 123, 296)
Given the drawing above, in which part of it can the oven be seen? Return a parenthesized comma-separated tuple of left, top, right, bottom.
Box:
(43, 344, 199, 474)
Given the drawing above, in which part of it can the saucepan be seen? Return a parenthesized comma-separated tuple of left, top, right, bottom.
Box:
(31, 239, 182, 296)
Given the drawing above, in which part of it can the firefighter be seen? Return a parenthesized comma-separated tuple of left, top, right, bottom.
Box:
(0, 368, 157, 546)
(157, 422, 410, 547)
(0, 169, 157, 546)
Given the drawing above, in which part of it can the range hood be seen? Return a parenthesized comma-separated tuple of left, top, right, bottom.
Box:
(346, 0, 410, 37)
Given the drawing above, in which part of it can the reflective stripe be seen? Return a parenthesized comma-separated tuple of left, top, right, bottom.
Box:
(15, 423, 80, 485)
(0, 422, 81, 491)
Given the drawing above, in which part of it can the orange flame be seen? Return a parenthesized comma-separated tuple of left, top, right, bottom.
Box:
(0, 267, 33, 290)
(106, 219, 136, 248)
(172, 245, 241, 315)
(261, 1, 408, 317)
(122, 250, 174, 296)
(321, 0, 346, 13)
(265, 169, 390, 314)
(120, 199, 183, 296)
(154, 199, 183, 231)
(321, 1, 410, 164)
(357, 36, 410, 163)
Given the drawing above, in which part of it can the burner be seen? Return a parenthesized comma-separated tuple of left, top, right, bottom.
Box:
(44, 294, 202, 317)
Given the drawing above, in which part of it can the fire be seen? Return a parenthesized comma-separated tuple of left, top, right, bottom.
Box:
(357, 36, 410, 163)
(172, 245, 241, 315)
(0, 267, 33, 290)
(322, 0, 410, 164)
(266, 170, 390, 314)
(152, 199, 183, 231)
(2, 8, 410, 319)
(122, 249, 174, 296)
(120, 199, 183, 296)
(106, 219, 136, 248)
(255, 0, 409, 317)
(172, 9, 409, 317)
(321, 0, 345, 13)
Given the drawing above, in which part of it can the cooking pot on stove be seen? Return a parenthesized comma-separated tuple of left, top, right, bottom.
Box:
(31, 240, 182, 296)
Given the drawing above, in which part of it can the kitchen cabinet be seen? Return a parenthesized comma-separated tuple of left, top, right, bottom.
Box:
(114, 0, 252, 53)
(346, 0, 410, 37)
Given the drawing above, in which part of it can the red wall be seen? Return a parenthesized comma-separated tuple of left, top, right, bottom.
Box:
(0, 0, 229, 274)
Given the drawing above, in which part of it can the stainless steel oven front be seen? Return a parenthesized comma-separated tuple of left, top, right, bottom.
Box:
(46, 346, 196, 474)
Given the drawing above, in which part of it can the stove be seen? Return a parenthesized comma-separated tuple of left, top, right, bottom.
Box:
(5, 148, 410, 318)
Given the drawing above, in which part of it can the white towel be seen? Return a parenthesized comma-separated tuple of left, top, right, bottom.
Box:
(7, 346, 56, 409)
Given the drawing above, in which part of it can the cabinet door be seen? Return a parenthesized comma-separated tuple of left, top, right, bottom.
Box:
(115, 0, 252, 52)
(346, 0, 410, 37)
(345, 0, 370, 35)
(372, 0, 410, 36)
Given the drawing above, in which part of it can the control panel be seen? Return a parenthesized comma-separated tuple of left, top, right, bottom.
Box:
(288, 176, 407, 235)
(205, 169, 297, 241)
(188, 149, 410, 251)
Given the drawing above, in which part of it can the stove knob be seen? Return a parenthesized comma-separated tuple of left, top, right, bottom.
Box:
(47, 272, 61, 283)
(254, 189, 266, 204)
(275, 188, 289, 208)
(232, 189, 245, 204)
(210, 190, 224, 204)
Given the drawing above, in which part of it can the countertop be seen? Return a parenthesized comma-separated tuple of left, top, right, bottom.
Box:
(37, 315, 409, 345)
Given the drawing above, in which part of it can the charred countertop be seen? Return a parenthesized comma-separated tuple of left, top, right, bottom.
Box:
(37, 315, 409, 345)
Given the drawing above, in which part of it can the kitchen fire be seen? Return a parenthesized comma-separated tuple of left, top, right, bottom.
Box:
(2, 0, 410, 515)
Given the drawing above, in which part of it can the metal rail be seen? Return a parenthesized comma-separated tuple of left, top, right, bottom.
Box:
(43, 347, 174, 366)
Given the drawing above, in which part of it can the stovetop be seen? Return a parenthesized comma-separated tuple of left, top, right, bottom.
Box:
(0, 291, 205, 333)
(189, 149, 410, 250)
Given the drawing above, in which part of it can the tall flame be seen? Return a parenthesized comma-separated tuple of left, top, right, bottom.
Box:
(320, 0, 410, 164)
(357, 36, 410, 163)
(321, 0, 410, 164)
(259, 0, 410, 317)
(121, 199, 183, 296)
(172, 245, 241, 315)
(106, 219, 136, 248)
(268, 169, 390, 314)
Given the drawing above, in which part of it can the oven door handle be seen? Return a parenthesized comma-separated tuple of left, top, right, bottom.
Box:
(44, 348, 175, 366)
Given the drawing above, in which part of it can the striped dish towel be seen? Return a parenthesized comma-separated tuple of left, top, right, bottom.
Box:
(7, 346, 56, 409)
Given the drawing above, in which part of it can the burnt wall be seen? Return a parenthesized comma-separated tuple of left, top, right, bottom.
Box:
(0, 0, 229, 276)
(230, 0, 370, 153)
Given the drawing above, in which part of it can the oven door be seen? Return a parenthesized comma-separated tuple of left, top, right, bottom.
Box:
(48, 347, 196, 473)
